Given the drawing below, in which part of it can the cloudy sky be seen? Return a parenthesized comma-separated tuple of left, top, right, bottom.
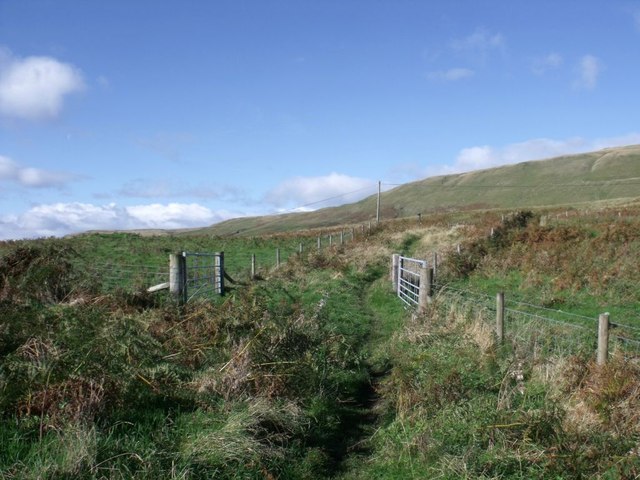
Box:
(1, 1, 640, 239)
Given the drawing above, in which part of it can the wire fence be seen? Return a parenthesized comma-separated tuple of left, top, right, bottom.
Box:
(67, 226, 370, 303)
(433, 282, 640, 357)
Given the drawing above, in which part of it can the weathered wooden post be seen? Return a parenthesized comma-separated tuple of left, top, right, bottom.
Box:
(299, 243, 304, 254)
(170, 253, 187, 304)
(340, 230, 344, 245)
(276, 248, 281, 268)
(329, 234, 333, 247)
(597, 313, 610, 365)
(456, 244, 461, 254)
(251, 254, 256, 280)
(418, 264, 433, 312)
(350, 228, 354, 241)
(496, 292, 505, 344)
(391, 254, 400, 290)
(432, 252, 438, 284)
(215, 252, 224, 295)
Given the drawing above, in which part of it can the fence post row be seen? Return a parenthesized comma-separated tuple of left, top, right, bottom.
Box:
(391, 254, 618, 365)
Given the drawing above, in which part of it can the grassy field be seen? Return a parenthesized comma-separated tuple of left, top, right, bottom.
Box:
(1, 202, 640, 478)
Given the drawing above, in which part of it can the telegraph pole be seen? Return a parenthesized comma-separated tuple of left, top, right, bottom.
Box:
(376, 180, 381, 223)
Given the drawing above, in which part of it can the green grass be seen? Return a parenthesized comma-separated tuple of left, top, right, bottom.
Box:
(2, 202, 640, 479)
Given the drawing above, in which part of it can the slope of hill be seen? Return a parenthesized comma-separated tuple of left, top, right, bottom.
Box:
(196, 145, 640, 236)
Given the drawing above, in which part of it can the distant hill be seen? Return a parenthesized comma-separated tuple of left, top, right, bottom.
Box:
(192, 145, 640, 236)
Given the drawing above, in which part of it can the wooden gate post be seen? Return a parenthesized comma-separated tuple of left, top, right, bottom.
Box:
(215, 252, 224, 295)
(418, 264, 433, 312)
(391, 254, 400, 290)
(170, 253, 187, 304)
(597, 313, 610, 365)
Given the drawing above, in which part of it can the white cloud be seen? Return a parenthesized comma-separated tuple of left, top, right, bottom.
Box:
(575, 54, 601, 90)
(531, 53, 563, 75)
(0, 202, 239, 239)
(0, 46, 85, 120)
(427, 68, 475, 81)
(265, 173, 376, 209)
(125, 203, 223, 229)
(0, 155, 78, 188)
(451, 28, 505, 55)
(438, 133, 640, 175)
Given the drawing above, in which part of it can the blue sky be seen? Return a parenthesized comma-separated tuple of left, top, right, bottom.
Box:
(1, 0, 640, 239)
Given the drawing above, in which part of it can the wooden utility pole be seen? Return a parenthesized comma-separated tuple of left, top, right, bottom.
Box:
(376, 180, 381, 224)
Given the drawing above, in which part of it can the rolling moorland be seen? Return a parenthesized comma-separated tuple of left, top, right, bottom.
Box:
(192, 144, 640, 237)
(1, 147, 640, 478)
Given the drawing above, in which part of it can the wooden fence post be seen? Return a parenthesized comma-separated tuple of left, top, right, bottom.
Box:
(597, 313, 610, 365)
(169, 253, 187, 304)
(329, 234, 333, 246)
(340, 230, 344, 245)
(299, 243, 304, 254)
(432, 252, 438, 283)
(496, 292, 505, 344)
(251, 254, 256, 280)
(391, 254, 400, 290)
(276, 248, 281, 268)
(317, 236, 321, 250)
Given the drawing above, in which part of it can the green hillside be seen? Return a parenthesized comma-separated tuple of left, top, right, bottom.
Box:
(198, 145, 640, 236)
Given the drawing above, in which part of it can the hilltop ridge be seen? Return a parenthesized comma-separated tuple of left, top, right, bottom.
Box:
(194, 144, 640, 236)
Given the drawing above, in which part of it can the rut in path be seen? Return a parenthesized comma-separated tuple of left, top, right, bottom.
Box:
(325, 278, 395, 478)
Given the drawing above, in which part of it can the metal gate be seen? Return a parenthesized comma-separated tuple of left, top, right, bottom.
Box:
(170, 251, 224, 303)
(396, 256, 426, 308)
